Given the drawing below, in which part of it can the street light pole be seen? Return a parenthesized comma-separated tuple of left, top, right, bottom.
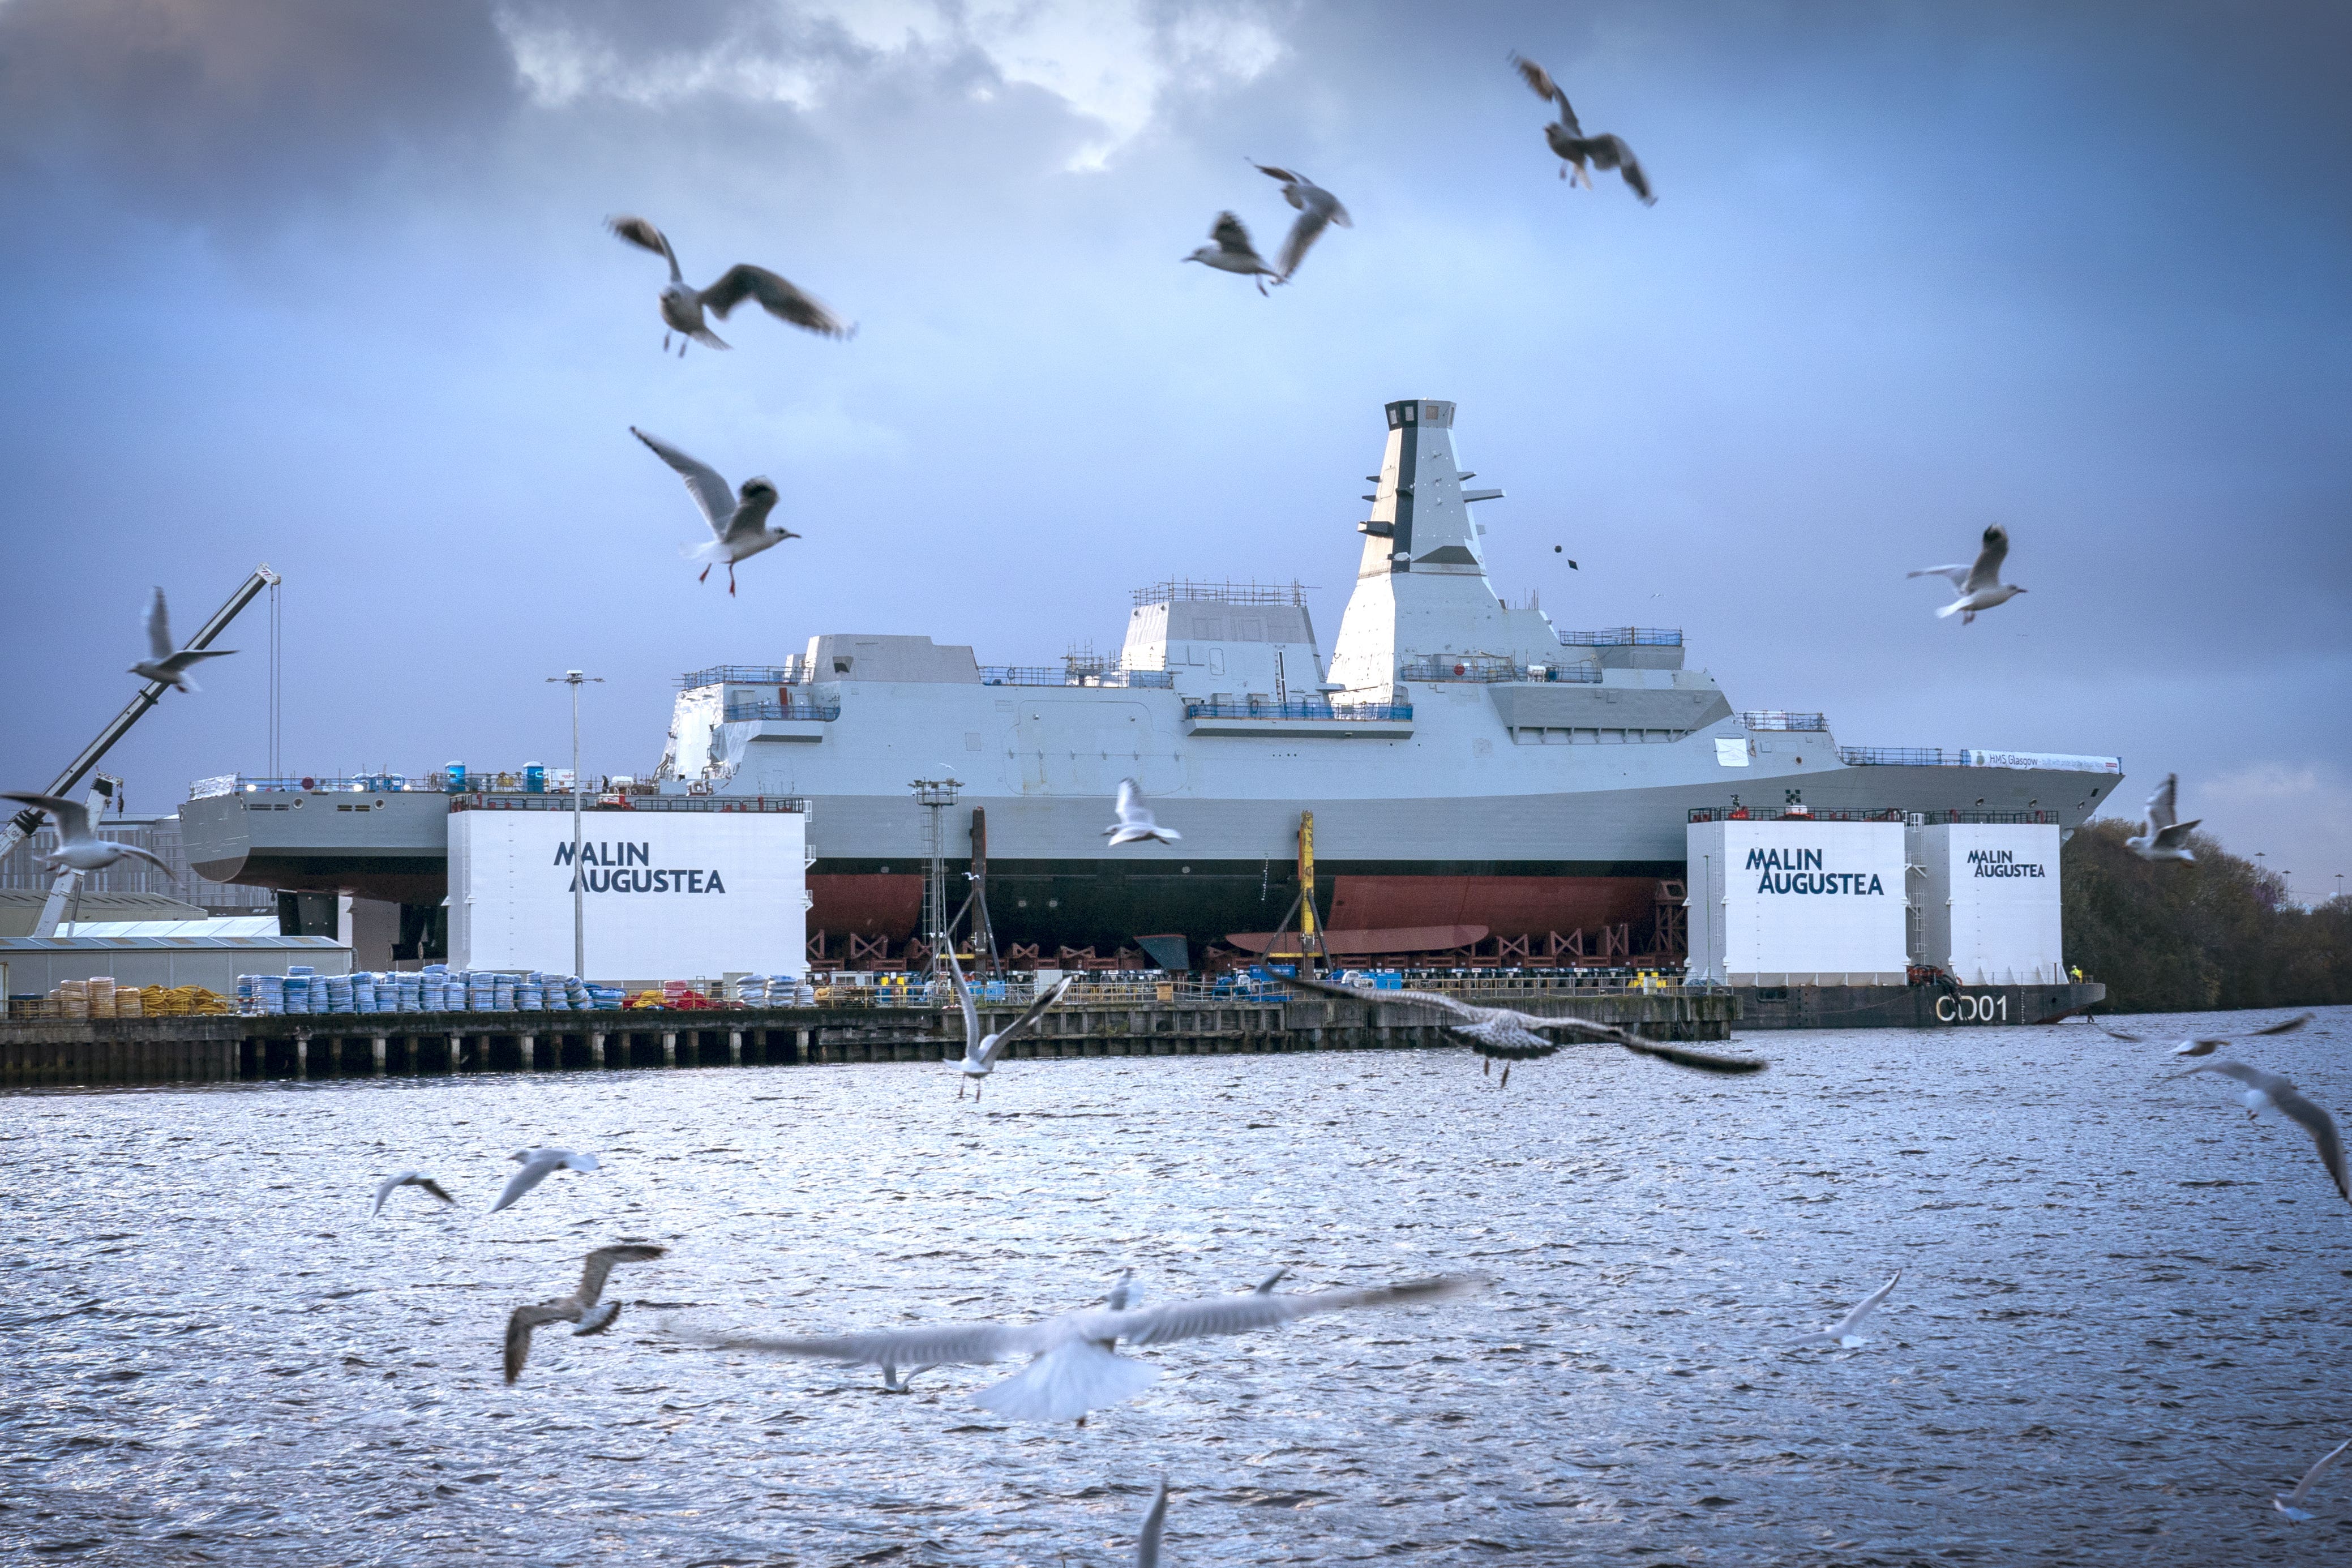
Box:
(546, 670, 603, 978)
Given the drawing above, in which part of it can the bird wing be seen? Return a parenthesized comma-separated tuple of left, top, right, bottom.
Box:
(416, 1177, 456, 1206)
(1282, 972, 1483, 1024)
(145, 588, 175, 663)
(115, 845, 176, 876)
(697, 264, 851, 337)
(1114, 777, 1150, 825)
(1119, 1272, 1485, 1348)
(2186, 1059, 2287, 1095)
(2151, 820, 2200, 850)
(2090, 1016, 2145, 1042)
(2247, 1012, 2314, 1037)
(2, 793, 90, 845)
(1275, 205, 1333, 280)
(1510, 53, 1568, 118)
(576, 1244, 667, 1306)
(606, 215, 680, 282)
(1609, 142, 1656, 204)
(673, 1319, 1042, 1368)
(629, 427, 736, 535)
(1209, 211, 1256, 258)
(2283, 1438, 2352, 1505)
(1828, 1270, 1901, 1336)
(946, 944, 982, 1058)
(1137, 1476, 1170, 1568)
(489, 1156, 556, 1214)
(2145, 773, 2179, 832)
(370, 1174, 404, 1216)
(1251, 160, 1306, 188)
(1253, 1267, 1289, 1295)
(1544, 1023, 1771, 1076)
(1907, 565, 1973, 589)
(1965, 525, 2010, 594)
(505, 1303, 576, 1382)
(2270, 1089, 2350, 1203)
(981, 976, 1073, 1068)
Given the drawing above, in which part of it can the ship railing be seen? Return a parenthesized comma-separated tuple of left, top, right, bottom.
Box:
(1837, 746, 1958, 767)
(1129, 579, 1310, 609)
(451, 792, 809, 813)
(1740, 710, 1829, 732)
(1182, 699, 1412, 722)
(1689, 805, 2060, 825)
(679, 664, 800, 688)
(1555, 627, 1682, 647)
(194, 773, 665, 798)
(1399, 657, 1600, 684)
(722, 699, 844, 722)
(803, 972, 1716, 1007)
(978, 666, 1175, 689)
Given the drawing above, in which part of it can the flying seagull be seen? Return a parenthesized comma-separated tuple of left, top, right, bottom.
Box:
(629, 427, 798, 597)
(1248, 161, 1351, 281)
(607, 215, 851, 355)
(2126, 773, 2200, 863)
(503, 1244, 666, 1384)
(1908, 524, 2026, 624)
(489, 1147, 601, 1215)
(131, 588, 234, 693)
(2273, 1437, 2350, 1522)
(945, 946, 1074, 1100)
(1106, 778, 1180, 847)
(877, 1361, 936, 1395)
(1136, 1475, 1171, 1568)
(1284, 972, 1767, 1088)
(670, 1270, 1485, 1424)
(1789, 1270, 1901, 1349)
(1510, 54, 1655, 204)
(371, 1170, 456, 1216)
(2092, 1010, 2311, 1056)
(0, 793, 173, 877)
(2170, 1059, 2349, 1203)
(1252, 1266, 1290, 1295)
(1183, 212, 1279, 295)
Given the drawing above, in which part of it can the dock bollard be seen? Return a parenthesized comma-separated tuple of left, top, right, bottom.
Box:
(447, 1035, 462, 1073)
(295, 1035, 309, 1076)
(590, 1032, 605, 1068)
(729, 1030, 742, 1065)
(371, 1036, 387, 1076)
(520, 1035, 534, 1070)
(661, 1031, 676, 1066)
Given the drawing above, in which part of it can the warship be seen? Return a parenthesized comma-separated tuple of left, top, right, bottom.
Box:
(181, 397, 2123, 967)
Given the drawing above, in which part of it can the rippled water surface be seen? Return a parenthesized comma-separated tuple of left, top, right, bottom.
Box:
(5, 1008, 2350, 1565)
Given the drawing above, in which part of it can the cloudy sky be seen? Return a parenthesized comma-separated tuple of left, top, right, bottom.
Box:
(2, 0, 2347, 896)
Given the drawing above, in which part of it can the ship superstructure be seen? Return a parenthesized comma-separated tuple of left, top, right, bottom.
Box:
(183, 398, 2123, 967)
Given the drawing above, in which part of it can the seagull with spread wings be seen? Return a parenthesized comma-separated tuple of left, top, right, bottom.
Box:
(629, 427, 798, 597)
(1183, 211, 1280, 295)
(1510, 54, 1655, 204)
(607, 215, 852, 355)
(2092, 1009, 2311, 1056)
(945, 947, 1074, 1100)
(1284, 972, 1766, 1087)
(0, 792, 174, 877)
(1105, 778, 1179, 847)
(2273, 1437, 2350, 1522)
(489, 1147, 601, 1215)
(504, 1244, 666, 1385)
(2170, 1057, 2349, 1204)
(371, 1170, 456, 1217)
(1788, 1270, 1902, 1349)
(1248, 161, 1351, 281)
(1908, 524, 2027, 624)
(131, 588, 235, 693)
(669, 1270, 1485, 1424)
(2125, 773, 2201, 863)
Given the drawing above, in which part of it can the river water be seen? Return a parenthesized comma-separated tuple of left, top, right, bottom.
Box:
(4, 1008, 2347, 1566)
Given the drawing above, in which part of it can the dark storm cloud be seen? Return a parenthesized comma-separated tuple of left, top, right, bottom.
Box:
(0, 0, 518, 209)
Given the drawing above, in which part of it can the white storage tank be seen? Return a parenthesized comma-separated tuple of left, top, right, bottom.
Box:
(449, 806, 806, 979)
(1685, 816, 1908, 986)
(1907, 821, 2063, 984)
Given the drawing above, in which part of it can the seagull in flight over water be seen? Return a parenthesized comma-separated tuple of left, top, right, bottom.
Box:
(1284, 972, 1767, 1088)
(1248, 161, 1351, 281)
(1789, 1270, 1901, 1348)
(0, 793, 174, 877)
(504, 1244, 666, 1384)
(131, 588, 234, 692)
(2093, 1010, 2311, 1056)
(607, 215, 852, 355)
(945, 946, 1073, 1100)
(1183, 212, 1280, 295)
(1136, 1475, 1171, 1567)
(2125, 773, 2201, 862)
(1106, 778, 1180, 846)
(629, 427, 798, 597)
(1510, 54, 1656, 203)
(2169, 1057, 2349, 1204)
(1908, 524, 2026, 624)
(2273, 1437, 2350, 1521)
(371, 1170, 456, 1216)
(669, 1270, 1486, 1424)
(489, 1147, 601, 1214)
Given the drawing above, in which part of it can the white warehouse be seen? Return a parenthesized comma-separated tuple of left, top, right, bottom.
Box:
(450, 803, 806, 979)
